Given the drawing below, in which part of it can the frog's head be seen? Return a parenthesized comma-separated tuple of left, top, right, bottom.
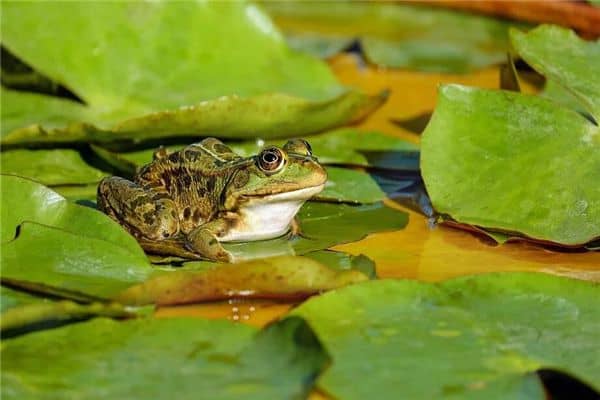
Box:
(224, 139, 327, 209)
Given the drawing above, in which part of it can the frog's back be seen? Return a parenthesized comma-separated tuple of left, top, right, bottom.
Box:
(135, 139, 249, 231)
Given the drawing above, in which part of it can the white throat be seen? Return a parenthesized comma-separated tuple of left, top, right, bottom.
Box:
(219, 185, 324, 242)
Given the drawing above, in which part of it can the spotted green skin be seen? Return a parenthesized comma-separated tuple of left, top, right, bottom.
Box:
(97, 138, 326, 262)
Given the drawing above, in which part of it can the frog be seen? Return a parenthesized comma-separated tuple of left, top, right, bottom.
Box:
(97, 137, 327, 262)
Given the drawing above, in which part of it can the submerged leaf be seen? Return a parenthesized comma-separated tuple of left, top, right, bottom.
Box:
(1, 1, 383, 144)
(293, 273, 600, 399)
(1, 316, 329, 400)
(118, 255, 368, 306)
(421, 85, 599, 246)
(263, 1, 519, 73)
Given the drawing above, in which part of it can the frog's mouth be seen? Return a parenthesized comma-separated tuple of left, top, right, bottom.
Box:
(243, 184, 325, 203)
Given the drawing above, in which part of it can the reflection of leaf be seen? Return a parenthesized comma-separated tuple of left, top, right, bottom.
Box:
(118, 256, 368, 306)
(304, 250, 377, 279)
(293, 202, 409, 254)
(293, 273, 600, 399)
(1, 1, 383, 144)
(422, 85, 599, 246)
(263, 1, 520, 73)
(1, 316, 329, 400)
(511, 25, 600, 120)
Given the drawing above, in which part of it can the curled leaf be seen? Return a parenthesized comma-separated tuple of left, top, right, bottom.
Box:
(117, 255, 369, 306)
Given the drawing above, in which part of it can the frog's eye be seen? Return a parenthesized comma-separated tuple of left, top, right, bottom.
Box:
(258, 147, 286, 174)
(283, 139, 312, 157)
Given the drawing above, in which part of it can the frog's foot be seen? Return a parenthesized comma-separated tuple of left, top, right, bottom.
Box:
(289, 217, 304, 238)
(186, 223, 233, 263)
(97, 177, 179, 240)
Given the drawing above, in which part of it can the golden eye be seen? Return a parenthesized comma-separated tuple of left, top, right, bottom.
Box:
(283, 139, 312, 156)
(258, 147, 285, 173)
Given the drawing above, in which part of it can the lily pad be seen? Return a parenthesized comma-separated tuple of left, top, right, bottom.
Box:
(0, 174, 144, 254)
(1, 1, 384, 145)
(292, 273, 600, 399)
(319, 167, 385, 204)
(0, 149, 107, 186)
(262, 1, 519, 73)
(293, 201, 409, 254)
(118, 255, 368, 306)
(510, 25, 600, 120)
(421, 84, 599, 246)
(1, 175, 151, 298)
(1, 316, 329, 400)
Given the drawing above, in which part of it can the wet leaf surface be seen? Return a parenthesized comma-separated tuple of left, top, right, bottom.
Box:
(1, 316, 329, 400)
(263, 1, 519, 73)
(292, 273, 600, 399)
(421, 85, 599, 246)
(118, 256, 368, 306)
(1, 1, 383, 145)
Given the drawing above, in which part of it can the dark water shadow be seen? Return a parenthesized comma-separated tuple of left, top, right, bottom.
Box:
(537, 368, 600, 400)
(390, 112, 432, 135)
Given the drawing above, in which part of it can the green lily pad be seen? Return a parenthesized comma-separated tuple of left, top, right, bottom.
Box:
(292, 273, 600, 399)
(1, 175, 151, 298)
(1, 1, 384, 145)
(318, 167, 385, 204)
(421, 84, 599, 245)
(0, 174, 144, 254)
(262, 1, 520, 73)
(118, 255, 368, 306)
(0, 149, 107, 186)
(293, 201, 409, 254)
(510, 25, 600, 120)
(1, 316, 329, 400)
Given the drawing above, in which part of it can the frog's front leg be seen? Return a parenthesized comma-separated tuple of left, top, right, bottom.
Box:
(185, 220, 233, 263)
(97, 176, 179, 240)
